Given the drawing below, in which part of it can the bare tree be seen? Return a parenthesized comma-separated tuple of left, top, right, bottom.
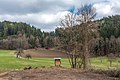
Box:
(60, 4, 98, 69)
(59, 13, 82, 68)
(76, 4, 97, 69)
(35, 36, 40, 48)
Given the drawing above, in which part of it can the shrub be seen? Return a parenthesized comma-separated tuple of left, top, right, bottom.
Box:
(90, 69, 120, 78)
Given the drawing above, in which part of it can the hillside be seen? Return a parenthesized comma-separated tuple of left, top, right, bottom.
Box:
(0, 21, 42, 39)
(0, 15, 120, 57)
(0, 21, 55, 49)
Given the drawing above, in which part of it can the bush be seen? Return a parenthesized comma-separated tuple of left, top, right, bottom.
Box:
(90, 69, 120, 78)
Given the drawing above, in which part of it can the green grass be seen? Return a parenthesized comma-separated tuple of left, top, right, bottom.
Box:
(0, 50, 70, 71)
(0, 50, 119, 71)
(90, 57, 120, 69)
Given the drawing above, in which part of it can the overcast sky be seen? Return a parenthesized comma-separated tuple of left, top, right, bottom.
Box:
(0, 0, 120, 31)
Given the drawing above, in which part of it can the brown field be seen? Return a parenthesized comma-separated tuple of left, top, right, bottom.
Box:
(23, 48, 67, 58)
(0, 67, 119, 80)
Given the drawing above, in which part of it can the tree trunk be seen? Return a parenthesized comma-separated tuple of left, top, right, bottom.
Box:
(83, 45, 89, 70)
(83, 31, 89, 70)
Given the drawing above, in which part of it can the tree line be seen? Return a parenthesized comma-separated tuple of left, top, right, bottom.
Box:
(0, 21, 55, 49)
(0, 15, 120, 56)
(91, 15, 120, 56)
(55, 15, 120, 56)
(0, 15, 120, 57)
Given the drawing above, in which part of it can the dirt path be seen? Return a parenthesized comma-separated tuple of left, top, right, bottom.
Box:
(0, 67, 119, 80)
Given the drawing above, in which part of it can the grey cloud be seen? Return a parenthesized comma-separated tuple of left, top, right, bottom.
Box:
(94, 0, 120, 19)
(0, 0, 70, 15)
(30, 21, 58, 32)
(0, 0, 120, 31)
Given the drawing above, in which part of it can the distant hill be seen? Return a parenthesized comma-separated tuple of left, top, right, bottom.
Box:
(0, 21, 55, 50)
(0, 21, 42, 39)
(0, 15, 120, 51)
(55, 15, 120, 56)
(98, 15, 120, 39)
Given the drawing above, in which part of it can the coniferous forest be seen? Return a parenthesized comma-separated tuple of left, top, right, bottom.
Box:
(0, 15, 120, 57)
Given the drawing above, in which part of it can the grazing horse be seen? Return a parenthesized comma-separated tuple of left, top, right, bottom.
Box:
(25, 54, 32, 60)
(15, 49, 32, 60)
(14, 49, 24, 58)
(16, 51, 23, 58)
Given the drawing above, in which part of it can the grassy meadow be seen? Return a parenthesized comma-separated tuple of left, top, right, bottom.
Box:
(0, 50, 119, 71)
(0, 50, 70, 71)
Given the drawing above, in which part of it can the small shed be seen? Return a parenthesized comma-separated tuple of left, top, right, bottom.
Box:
(54, 58, 61, 66)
